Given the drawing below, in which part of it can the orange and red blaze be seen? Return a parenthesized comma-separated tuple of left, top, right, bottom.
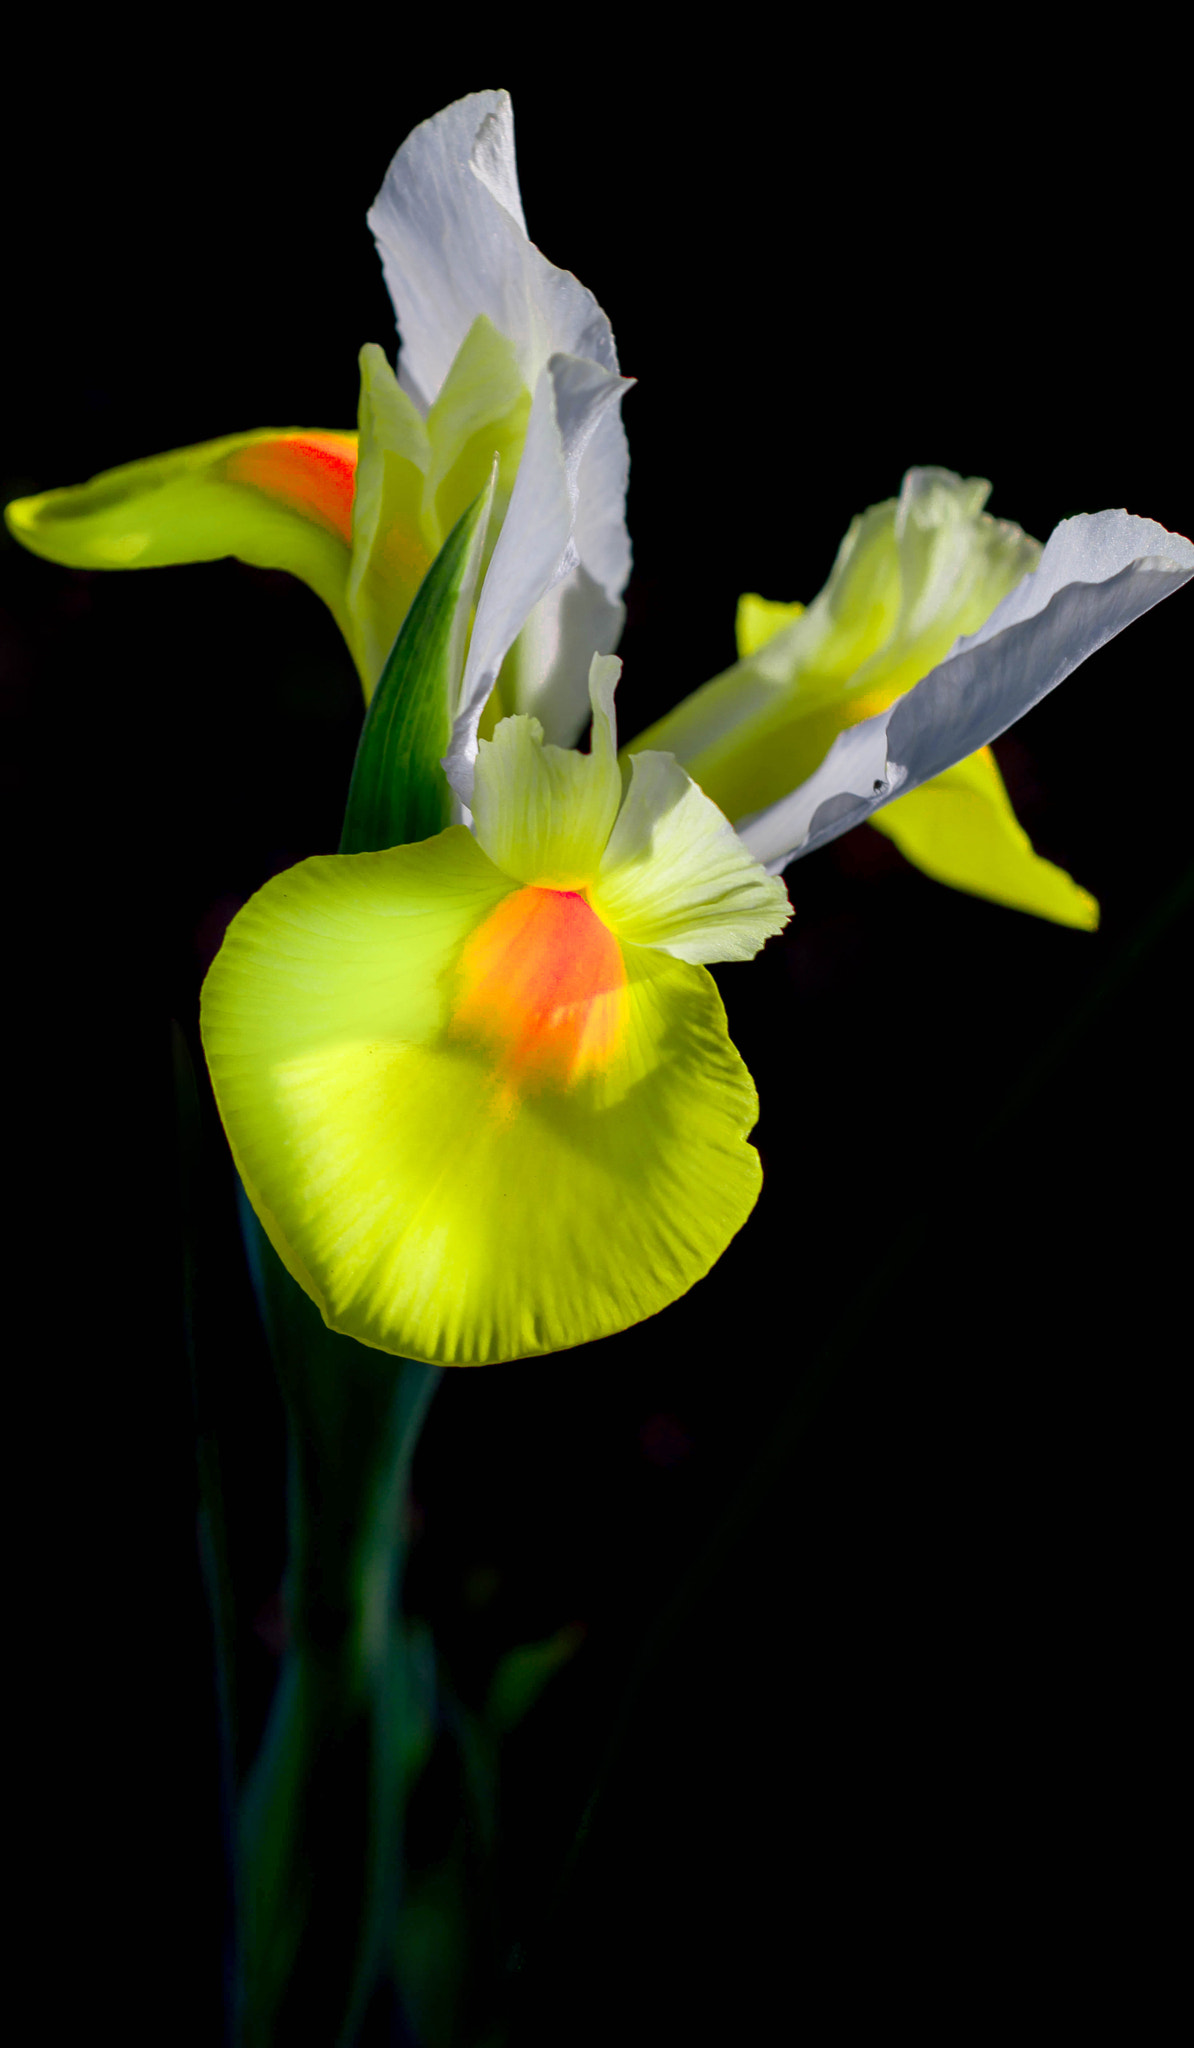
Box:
(450, 887, 628, 1092)
(223, 432, 359, 543)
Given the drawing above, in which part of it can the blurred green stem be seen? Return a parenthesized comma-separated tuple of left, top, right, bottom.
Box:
(224, 495, 489, 2043)
(237, 1198, 439, 2047)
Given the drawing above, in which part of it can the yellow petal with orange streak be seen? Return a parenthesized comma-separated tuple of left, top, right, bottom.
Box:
(201, 827, 763, 1365)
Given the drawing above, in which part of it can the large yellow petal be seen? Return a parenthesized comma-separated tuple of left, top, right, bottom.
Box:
(201, 828, 763, 1366)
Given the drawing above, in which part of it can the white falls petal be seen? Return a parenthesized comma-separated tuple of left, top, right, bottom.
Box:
(736, 510, 1194, 874)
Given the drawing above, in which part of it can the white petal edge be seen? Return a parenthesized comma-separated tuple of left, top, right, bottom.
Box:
(443, 353, 631, 806)
(368, 90, 620, 414)
(513, 401, 633, 746)
(734, 510, 1194, 873)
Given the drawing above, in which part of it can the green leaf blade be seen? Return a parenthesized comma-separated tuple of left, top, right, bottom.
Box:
(340, 465, 495, 854)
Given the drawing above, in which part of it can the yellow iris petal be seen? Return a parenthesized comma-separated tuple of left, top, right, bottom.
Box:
(449, 886, 629, 1093)
(201, 828, 763, 1366)
(634, 473, 1097, 929)
(5, 429, 359, 644)
(632, 469, 1041, 824)
(869, 746, 1099, 929)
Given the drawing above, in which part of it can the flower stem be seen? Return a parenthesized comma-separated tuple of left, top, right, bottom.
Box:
(236, 1194, 439, 2047)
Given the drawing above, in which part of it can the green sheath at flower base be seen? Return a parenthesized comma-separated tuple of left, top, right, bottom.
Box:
(201, 658, 790, 1366)
(634, 469, 1099, 929)
(341, 470, 496, 852)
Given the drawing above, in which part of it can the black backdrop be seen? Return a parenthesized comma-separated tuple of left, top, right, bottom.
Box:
(6, 34, 1190, 2045)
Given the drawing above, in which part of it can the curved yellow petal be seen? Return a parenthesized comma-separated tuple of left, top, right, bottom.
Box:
(346, 321, 534, 698)
(347, 345, 433, 694)
(735, 593, 805, 658)
(592, 750, 791, 964)
(868, 745, 1099, 929)
(201, 828, 763, 1365)
(423, 313, 531, 550)
(5, 430, 358, 643)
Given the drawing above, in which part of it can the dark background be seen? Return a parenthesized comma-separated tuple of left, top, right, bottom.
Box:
(6, 34, 1189, 2044)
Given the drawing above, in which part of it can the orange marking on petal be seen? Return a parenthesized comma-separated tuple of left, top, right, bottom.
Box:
(222, 432, 358, 544)
(450, 887, 628, 1092)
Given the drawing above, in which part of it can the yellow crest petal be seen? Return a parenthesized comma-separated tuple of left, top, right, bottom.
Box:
(471, 655, 622, 887)
(592, 751, 790, 964)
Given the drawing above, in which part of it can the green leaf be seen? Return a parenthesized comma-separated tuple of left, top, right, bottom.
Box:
(485, 1623, 586, 1734)
(340, 465, 496, 854)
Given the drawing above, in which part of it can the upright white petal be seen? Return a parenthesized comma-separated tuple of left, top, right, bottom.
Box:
(368, 89, 620, 410)
(444, 353, 631, 806)
(371, 90, 633, 767)
(499, 400, 632, 748)
(537, 401, 632, 741)
(502, 560, 623, 747)
(737, 511, 1194, 874)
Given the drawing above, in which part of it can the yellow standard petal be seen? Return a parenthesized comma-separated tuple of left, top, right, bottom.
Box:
(347, 318, 532, 698)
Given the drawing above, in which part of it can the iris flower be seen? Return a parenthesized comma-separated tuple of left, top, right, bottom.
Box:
(8, 91, 1193, 1369)
(200, 658, 790, 1364)
(4, 90, 631, 777)
(11, 89, 1189, 924)
(637, 467, 1194, 913)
